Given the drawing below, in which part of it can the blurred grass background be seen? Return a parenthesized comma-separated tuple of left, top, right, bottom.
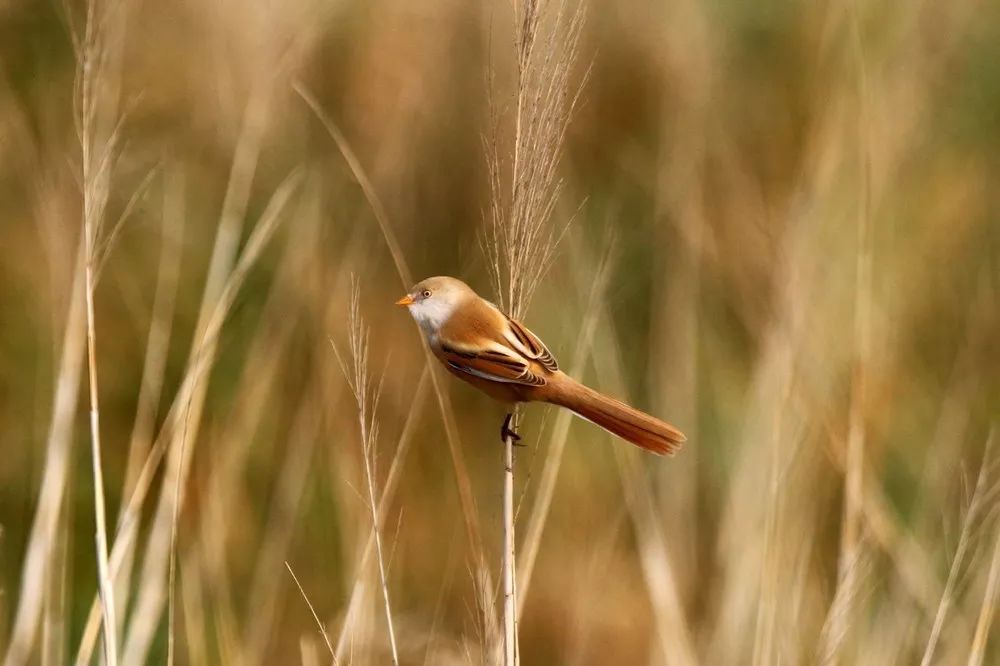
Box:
(1, 0, 999, 663)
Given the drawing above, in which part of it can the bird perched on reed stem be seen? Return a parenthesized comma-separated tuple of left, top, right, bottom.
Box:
(396, 276, 685, 455)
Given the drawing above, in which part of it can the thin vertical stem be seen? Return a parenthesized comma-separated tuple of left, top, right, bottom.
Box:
(84, 222, 118, 666)
(331, 285, 400, 664)
(362, 422, 400, 666)
(485, 2, 585, 661)
(80, 0, 119, 657)
(502, 412, 518, 666)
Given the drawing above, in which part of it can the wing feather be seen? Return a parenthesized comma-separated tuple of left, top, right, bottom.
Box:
(440, 342, 546, 386)
(504, 317, 559, 372)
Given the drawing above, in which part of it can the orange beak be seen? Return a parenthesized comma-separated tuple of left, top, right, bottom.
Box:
(395, 294, 414, 306)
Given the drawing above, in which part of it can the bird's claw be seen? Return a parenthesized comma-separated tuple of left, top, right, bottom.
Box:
(501, 412, 523, 446)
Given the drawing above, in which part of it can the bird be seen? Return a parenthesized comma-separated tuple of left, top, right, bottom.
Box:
(395, 276, 686, 455)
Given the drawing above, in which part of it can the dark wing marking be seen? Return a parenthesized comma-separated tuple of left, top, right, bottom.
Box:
(440, 342, 546, 386)
(505, 316, 559, 372)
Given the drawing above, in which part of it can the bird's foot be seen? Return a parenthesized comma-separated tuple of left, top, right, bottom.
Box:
(501, 412, 524, 446)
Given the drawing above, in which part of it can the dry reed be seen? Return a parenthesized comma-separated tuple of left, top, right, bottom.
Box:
(1, 0, 998, 663)
(330, 283, 400, 665)
(482, 1, 586, 663)
(75, 0, 131, 661)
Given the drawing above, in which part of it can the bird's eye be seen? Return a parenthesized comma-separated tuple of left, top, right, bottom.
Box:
(421, 290, 432, 298)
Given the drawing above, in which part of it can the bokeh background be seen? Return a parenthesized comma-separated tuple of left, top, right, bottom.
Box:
(1, 0, 999, 664)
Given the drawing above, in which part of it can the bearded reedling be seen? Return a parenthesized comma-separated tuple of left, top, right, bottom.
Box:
(397, 276, 685, 454)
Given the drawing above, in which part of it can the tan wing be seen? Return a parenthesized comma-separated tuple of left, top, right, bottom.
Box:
(440, 341, 546, 386)
(503, 316, 559, 372)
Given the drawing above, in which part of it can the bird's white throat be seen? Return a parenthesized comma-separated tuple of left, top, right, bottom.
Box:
(408, 298, 458, 342)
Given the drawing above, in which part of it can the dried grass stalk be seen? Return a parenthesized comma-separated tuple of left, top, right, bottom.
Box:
(969, 490, 1000, 666)
(331, 282, 400, 665)
(921, 435, 996, 666)
(4, 241, 86, 666)
(481, 1, 586, 663)
(77, 0, 130, 661)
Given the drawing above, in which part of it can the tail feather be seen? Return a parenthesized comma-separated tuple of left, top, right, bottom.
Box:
(546, 376, 686, 456)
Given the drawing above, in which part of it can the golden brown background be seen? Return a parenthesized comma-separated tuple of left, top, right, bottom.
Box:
(1, 0, 998, 663)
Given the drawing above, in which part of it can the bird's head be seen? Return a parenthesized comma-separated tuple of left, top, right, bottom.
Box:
(395, 276, 475, 336)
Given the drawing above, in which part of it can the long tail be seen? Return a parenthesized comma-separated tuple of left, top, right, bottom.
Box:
(544, 375, 686, 456)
